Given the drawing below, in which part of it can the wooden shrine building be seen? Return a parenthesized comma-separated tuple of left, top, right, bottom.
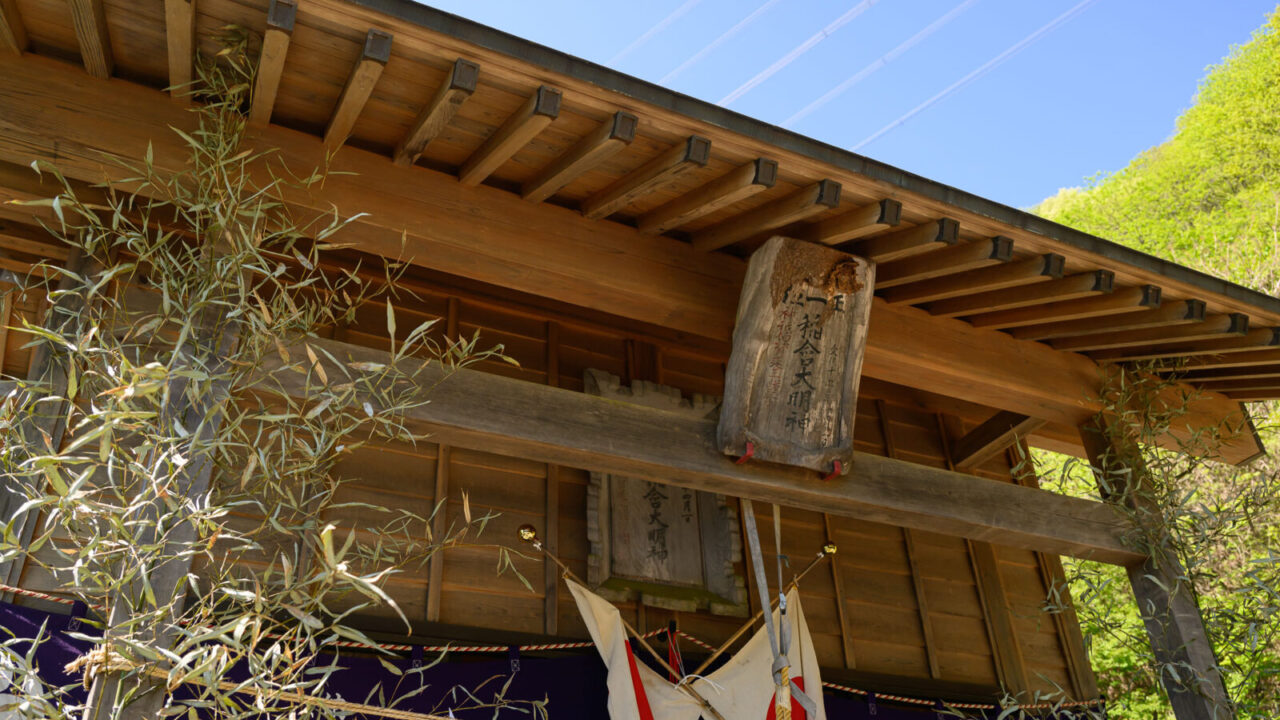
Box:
(0, 0, 1277, 717)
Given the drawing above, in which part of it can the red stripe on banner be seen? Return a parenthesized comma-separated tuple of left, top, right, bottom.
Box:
(765, 677, 807, 720)
(624, 641, 656, 720)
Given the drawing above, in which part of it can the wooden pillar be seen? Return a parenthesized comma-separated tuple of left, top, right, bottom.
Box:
(1079, 418, 1232, 720)
(425, 297, 460, 623)
(543, 320, 560, 635)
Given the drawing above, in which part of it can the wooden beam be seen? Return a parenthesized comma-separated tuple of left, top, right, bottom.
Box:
(1196, 377, 1280, 394)
(690, 179, 841, 252)
(1054, 313, 1248, 353)
(1175, 347, 1280, 372)
(0, 0, 28, 54)
(1222, 388, 1280, 401)
(968, 284, 1160, 330)
(425, 297, 458, 624)
(636, 157, 776, 234)
(1092, 327, 1280, 364)
(67, 0, 112, 79)
(822, 513, 856, 669)
(968, 540, 1032, 697)
(802, 198, 902, 246)
(256, 337, 1144, 564)
(1080, 420, 1233, 720)
(1175, 364, 1280, 383)
(164, 0, 195, 102)
(393, 58, 479, 167)
(951, 411, 1048, 471)
(929, 270, 1114, 319)
(249, 0, 295, 126)
(882, 253, 1064, 306)
(853, 218, 958, 263)
(522, 110, 637, 203)
(459, 85, 561, 186)
(323, 29, 393, 151)
(1008, 298, 1205, 342)
(875, 236, 1013, 289)
(581, 135, 710, 220)
(0, 55, 1256, 463)
(877, 400, 940, 678)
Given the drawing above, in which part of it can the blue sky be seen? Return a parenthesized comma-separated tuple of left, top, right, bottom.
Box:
(417, 1, 1277, 209)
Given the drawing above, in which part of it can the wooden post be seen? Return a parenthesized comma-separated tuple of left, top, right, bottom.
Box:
(1079, 418, 1233, 720)
(543, 320, 560, 635)
(425, 297, 460, 624)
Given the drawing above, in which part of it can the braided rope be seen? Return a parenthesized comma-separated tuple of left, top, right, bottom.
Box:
(2, 583, 1104, 711)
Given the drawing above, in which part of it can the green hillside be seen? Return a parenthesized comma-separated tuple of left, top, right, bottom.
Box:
(1034, 9, 1280, 719)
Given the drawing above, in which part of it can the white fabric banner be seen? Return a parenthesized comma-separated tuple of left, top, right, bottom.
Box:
(567, 579, 827, 720)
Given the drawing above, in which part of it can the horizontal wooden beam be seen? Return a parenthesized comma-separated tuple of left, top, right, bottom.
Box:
(952, 411, 1047, 471)
(0, 53, 1257, 463)
(1222, 388, 1280, 401)
(1091, 327, 1280, 363)
(248, 0, 295, 126)
(1175, 347, 1280, 372)
(164, 0, 195, 102)
(854, 218, 958, 263)
(393, 58, 479, 167)
(459, 85, 561, 186)
(1174, 364, 1280, 383)
(256, 338, 1144, 565)
(691, 179, 840, 252)
(324, 29, 393, 151)
(1197, 378, 1280, 394)
(875, 236, 1012, 289)
(0, 0, 26, 54)
(1009, 298, 1204, 341)
(581, 135, 710, 220)
(968, 284, 1159, 330)
(929, 270, 1113, 319)
(802, 198, 902, 246)
(522, 110, 637, 203)
(637, 157, 775, 234)
(1053, 313, 1247, 353)
(68, 0, 112, 79)
(882, 253, 1064, 306)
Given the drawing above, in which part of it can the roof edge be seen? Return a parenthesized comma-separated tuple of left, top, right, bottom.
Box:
(349, 0, 1280, 317)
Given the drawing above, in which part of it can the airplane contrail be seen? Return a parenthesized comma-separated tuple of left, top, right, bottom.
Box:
(660, 0, 786, 84)
(853, 0, 1099, 151)
(782, 0, 981, 128)
(610, 0, 706, 66)
(718, 0, 879, 107)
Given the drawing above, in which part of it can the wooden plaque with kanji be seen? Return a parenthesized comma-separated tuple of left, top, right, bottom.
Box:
(717, 236, 874, 474)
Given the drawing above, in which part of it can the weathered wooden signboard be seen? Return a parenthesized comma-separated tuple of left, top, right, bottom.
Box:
(717, 236, 875, 474)
(584, 370, 747, 615)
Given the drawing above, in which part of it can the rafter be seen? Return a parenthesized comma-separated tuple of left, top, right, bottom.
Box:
(875, 236, 1013, 289)
(67, 0, 112, 79)
(1091, 327, 1280, 363)
(581, 135, 710, 220)
(637, 157, 776, 234)
(324, 29, 393, 151)
(968, 284, 1160, 330)
(929, 270, 1113, 319)
(522, 110, 638, 203)
(393, 58, 479, 167)
(952, 411, 1048, 471)
(802, 198, 902, 246)
(690, 179, 841, 252)
(248, 0, 296, 126)
(1173, 364, 1280, 383)
(0, 0, 28, 54)
(459, 85, 561, 186)
(164, 0, 195, 102)
(1053, 313, 1248, 353)
(853, 218, 958, 263)
(1008, 298, 1204, 341)
(882, 253, 1064, 306)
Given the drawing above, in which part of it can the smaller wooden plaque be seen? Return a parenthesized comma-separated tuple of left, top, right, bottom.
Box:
(717, 236, 874, 474)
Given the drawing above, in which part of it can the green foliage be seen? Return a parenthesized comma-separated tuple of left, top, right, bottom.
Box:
(1034, 7, 1280, 718)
